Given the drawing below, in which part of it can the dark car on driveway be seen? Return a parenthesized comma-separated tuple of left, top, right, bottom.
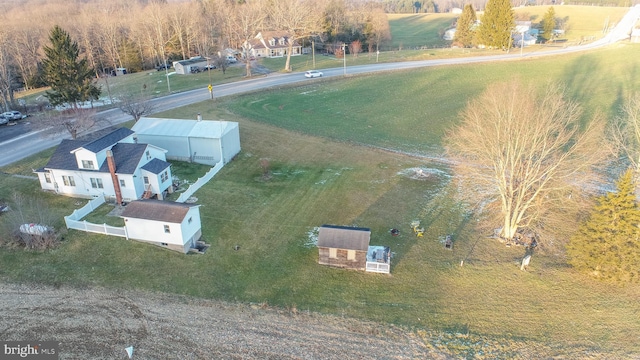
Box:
(155, 64, 171, 71)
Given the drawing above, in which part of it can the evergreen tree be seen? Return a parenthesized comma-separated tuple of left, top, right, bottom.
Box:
(567, 169, 640, 282)
(541, 6, 556, 43)
(453, 4, 477, 48)
(477, 0, 515, 50)
(42, 25, 100, 109)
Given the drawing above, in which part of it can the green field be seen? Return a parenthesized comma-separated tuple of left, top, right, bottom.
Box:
(3, 8, 640, 357)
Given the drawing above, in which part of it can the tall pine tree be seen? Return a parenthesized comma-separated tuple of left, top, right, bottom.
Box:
(42, 25, 100, 109)
(477, 0, 514, 50)
(567, 169, 640, 282)
(453, 4, 477, 48)
(541, 7, 556, 43)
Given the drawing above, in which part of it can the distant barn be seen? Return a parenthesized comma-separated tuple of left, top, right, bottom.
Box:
(316, 225, 392, 274)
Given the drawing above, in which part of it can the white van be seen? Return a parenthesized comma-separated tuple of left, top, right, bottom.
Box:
(226, 55, 237, 63)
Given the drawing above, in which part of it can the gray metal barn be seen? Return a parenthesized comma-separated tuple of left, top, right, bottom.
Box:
(132, 117, 241, 166)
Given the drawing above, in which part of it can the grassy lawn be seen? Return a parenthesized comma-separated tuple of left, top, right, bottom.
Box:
(2, 9, 640, 357)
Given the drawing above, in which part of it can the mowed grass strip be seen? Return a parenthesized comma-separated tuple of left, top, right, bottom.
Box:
(225, 44, 640, 156)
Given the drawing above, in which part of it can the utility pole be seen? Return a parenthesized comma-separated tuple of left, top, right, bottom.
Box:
(312, 40, 315, 68)
(343, 43, 346, 76)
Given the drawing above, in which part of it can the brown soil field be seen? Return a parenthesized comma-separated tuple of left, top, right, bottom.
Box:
(0, 283, 439, 359)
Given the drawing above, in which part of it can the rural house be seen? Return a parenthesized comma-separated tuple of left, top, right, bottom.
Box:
(249, 31, 302, 58)
(120, 199, 202, 253)
(35, 128, 174, 202)
(132, 117, 241, 166)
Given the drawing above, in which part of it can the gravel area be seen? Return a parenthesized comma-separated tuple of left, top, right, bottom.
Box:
(0, 283, 441, 359)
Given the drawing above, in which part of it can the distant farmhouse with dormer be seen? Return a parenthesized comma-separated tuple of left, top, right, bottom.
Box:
(249, 31, 302, 58)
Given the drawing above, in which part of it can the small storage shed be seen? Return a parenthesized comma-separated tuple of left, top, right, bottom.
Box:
(132, 117, 241, 165)
(120, 199, 202, 253)
(317, 225, 370, 271)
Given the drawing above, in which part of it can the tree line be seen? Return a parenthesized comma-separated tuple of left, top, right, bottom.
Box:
(0, 0, 392, 111)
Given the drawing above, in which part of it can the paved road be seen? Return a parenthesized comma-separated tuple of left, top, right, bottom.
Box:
(1, 5, 638, 168)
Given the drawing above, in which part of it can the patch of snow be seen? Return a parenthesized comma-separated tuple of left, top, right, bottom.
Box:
(303, 227, 320, 248)
(397, 167, 451, 180)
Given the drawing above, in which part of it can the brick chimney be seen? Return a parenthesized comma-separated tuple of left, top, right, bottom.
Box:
(106, 149, 123, 205)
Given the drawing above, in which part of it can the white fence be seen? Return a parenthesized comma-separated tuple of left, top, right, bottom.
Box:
(64, 195, 128, 239)
(176, 160, 224, 203)
(65, 218, 128, 238)
(366, 262, 390, 274)
(66, 196, 106, 220)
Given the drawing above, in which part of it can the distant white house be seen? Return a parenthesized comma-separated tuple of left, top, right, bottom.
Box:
(35, 128, 173, 202)
(132, 117, 241, 166)
(120, 199, 202, 253)
(248, 31, 302, 58)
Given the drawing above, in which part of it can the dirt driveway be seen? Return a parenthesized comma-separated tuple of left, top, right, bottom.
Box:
(0, 283, 440, 359)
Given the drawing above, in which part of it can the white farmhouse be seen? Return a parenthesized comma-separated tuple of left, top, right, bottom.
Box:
(132, 117, 241, 166)
(120, 199, 202, 253)
(35, 128, 174, 202)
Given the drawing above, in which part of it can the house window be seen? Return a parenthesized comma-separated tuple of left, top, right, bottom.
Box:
(119, 179, 125, 187)
(164, 225, 170, 233)
(81, 160, 95, 169)
(279, 38, 285, 45)
(269, 39, 275, 46)
(90, 178, 104, 189)
(62, 175, 76, 187)
(143, 176, 149, 185)
(347, 250, 356, 261)
(44, 173, 51, 183)
(146, 150, 151, 160)
(329, 248, 337, 259)
(188, 217, 192, 224)
(160, 170, 168, 182)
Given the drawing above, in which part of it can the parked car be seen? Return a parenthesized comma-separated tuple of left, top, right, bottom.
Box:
(305, 70, 323, 78)
(203, 64, 217, 71)
(3, 111, 22, 120)
(0, 115, 8, 125)
(155, 64, 171, 71)
(226, 55, 237, 63)
(190, 66, 201, 73)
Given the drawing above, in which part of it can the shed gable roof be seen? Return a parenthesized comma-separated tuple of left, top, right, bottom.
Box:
(317, 225, 370, 251)
(120, 200, 196, 223)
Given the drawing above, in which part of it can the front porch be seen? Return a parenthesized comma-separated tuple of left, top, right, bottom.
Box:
(366, 246, 391, 274)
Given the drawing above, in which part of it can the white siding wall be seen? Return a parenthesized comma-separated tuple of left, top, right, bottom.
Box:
(221, 124, 241, 164)
(37, 173, 56, 191)
(124, 217, 185, 246)
(180, 207, 202, 245)
(74, 149, 100, 171)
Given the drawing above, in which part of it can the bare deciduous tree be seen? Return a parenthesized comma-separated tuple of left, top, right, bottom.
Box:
(349, 39, 362, 57)
(117, 92, 155, 122)
(3, 192, 59, 250)
(228, 0, 267, 78)
(35, 108, 108, 139)
(268, 0, 321, 72)
(612, 93, 640, 177)
(446, 80, 611, 243)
